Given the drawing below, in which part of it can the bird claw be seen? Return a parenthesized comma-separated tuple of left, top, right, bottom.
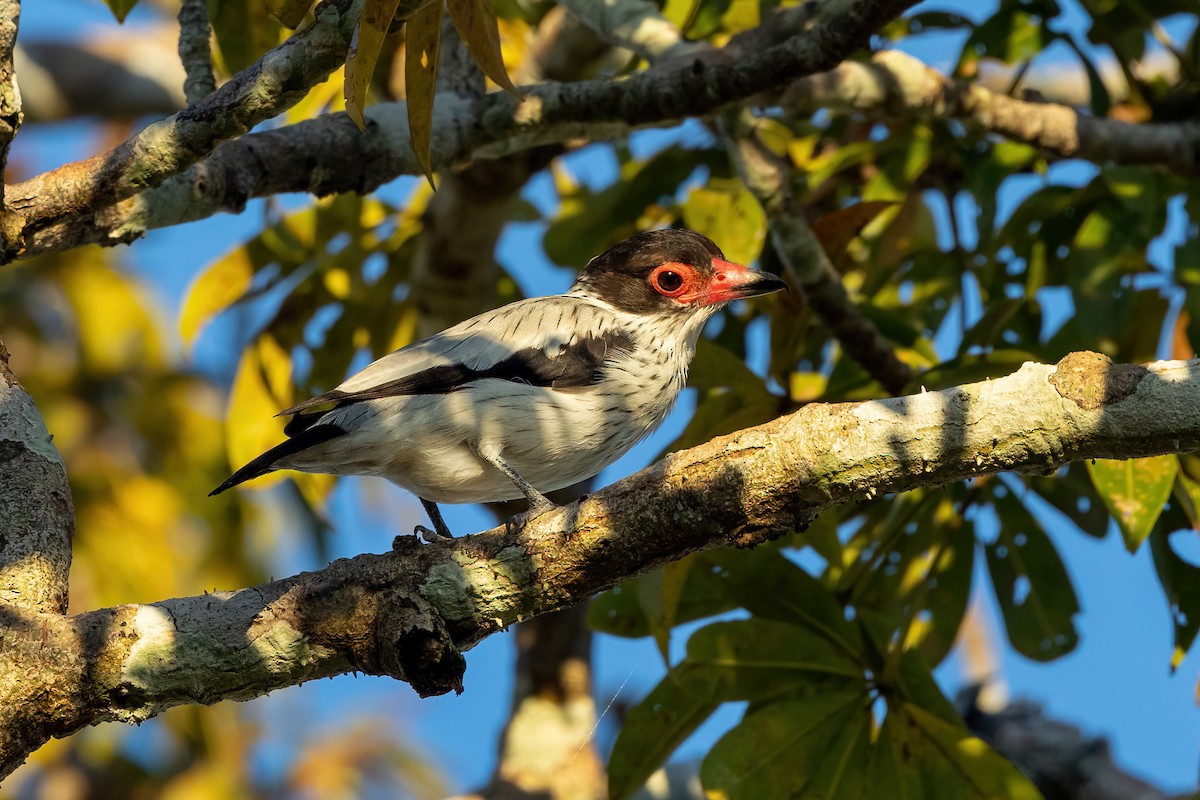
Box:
(505, 498, 558, 535)
(414, 524, 454, 543)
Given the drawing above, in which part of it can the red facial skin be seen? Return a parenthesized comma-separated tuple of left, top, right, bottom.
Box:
(649, 259, 775, 306)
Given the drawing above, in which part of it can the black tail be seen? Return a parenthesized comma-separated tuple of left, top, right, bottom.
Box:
(209, 424, 346, 496)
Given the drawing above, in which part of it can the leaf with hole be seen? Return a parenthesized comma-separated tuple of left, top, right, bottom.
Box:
(1150, 525, 1200, 670)
(988, 493, 1080, 660)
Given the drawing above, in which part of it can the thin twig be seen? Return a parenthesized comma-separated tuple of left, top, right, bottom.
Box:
(177, 0, 216, 105)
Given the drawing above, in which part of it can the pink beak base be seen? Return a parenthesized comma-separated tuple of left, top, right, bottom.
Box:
(701, 259, 788, 305)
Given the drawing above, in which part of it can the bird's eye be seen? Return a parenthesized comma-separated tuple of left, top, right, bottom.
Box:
(655, 270, 684, 293)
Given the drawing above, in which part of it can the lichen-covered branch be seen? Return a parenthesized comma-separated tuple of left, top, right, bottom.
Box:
(4, 0, 360, 240)
(176, 0, 216, 105)
(779, 50, 1200, 173)
(0, 338, 72, 613)
(3, 351, 1200, 777)
(16, 0, 918, 261)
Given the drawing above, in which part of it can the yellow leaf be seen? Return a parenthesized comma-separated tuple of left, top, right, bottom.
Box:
(62, 261, 164, 371)
(180, 247, 254, 346)
(225, 337, 294, 491)
(346, 0, 427, 129)
(405, 0, 443, 184)
(267, 0, 316, 28)
(446, 0, 519, 95)
(323, 267, 352, 299)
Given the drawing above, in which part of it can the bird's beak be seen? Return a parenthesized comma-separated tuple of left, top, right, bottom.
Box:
(700, 259, 788, 306)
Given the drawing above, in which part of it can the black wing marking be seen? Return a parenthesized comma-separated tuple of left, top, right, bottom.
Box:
(281, 330, 635, 430)
(209, 424, 346, 495)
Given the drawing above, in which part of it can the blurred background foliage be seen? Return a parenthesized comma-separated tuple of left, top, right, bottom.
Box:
(3, 0, 1200, 796)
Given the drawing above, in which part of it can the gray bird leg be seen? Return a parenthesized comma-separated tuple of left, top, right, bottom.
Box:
(415, 497, 454, 540)
(473, 443, 557, 517)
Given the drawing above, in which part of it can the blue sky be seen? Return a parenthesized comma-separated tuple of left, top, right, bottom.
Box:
(14, 0, 1200, 795)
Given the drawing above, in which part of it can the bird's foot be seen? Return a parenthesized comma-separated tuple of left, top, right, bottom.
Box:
(505, 496, 559, 535)
(415, 523, 454, 542)
(392, 524, 453, 551)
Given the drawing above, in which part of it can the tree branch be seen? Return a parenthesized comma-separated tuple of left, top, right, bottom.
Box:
(0, 0, 21, 252)
(15, 0, 919, 262)
(3, 0, 360, 249)
(177, 0, 216, 105)
(0, 337, 73, 613)
(555, 0, 700, 63)
(17, 29, 185, 122)
(778, 50, 1200, 173)
(4, 351, 1200, 776)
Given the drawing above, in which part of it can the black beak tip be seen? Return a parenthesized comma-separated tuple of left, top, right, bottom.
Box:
(752, 271, 788, 296)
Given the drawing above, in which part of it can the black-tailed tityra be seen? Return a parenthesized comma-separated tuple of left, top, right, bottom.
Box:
(211, 229, 786, 538)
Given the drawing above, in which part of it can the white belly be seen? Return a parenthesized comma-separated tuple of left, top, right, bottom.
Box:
(280, 375, 681, 504)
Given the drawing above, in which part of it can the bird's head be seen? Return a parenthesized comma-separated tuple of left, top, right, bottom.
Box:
(571, 229, 787, 317)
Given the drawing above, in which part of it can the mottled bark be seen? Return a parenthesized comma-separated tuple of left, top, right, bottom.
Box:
(0, 0, 21, 256)
(777, 50, 1200, 173)
(176, 0, 216, 105)
(4, 352, 1200, 778)
(0, 337, 72, 614)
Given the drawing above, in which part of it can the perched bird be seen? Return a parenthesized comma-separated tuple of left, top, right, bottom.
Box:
(211, 229, 786, 538)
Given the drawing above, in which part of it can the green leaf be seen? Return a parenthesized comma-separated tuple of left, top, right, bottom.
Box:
(636, 559, 689, 664)
(699, 693, 867, 799)
(684, 618, 865, 687)
(446, 0, 518, 94)
(608, 666, 720, 800)
(907, 516, 976, 667)
(104, 0, 139, 22)
(404, 0, 444, 185)
(903, 704, 1043, 799)
(587, 551, 739, 638)
(680, 180, 767, 266)
(688, 339, 772, 393)
(1149, 527, 1200, 670)
(988, 493, 1080, 661)
(1064, 38, 1111, 117)
(609, 618, 862, 799)
(267, 0, 316, 28)
(717, 550, 863, 659)
(1087, 455, 1177, 552)
(863, 124, 933, 201)
(544, 148, 722, 268)
(1026, 464, 1111, 539)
